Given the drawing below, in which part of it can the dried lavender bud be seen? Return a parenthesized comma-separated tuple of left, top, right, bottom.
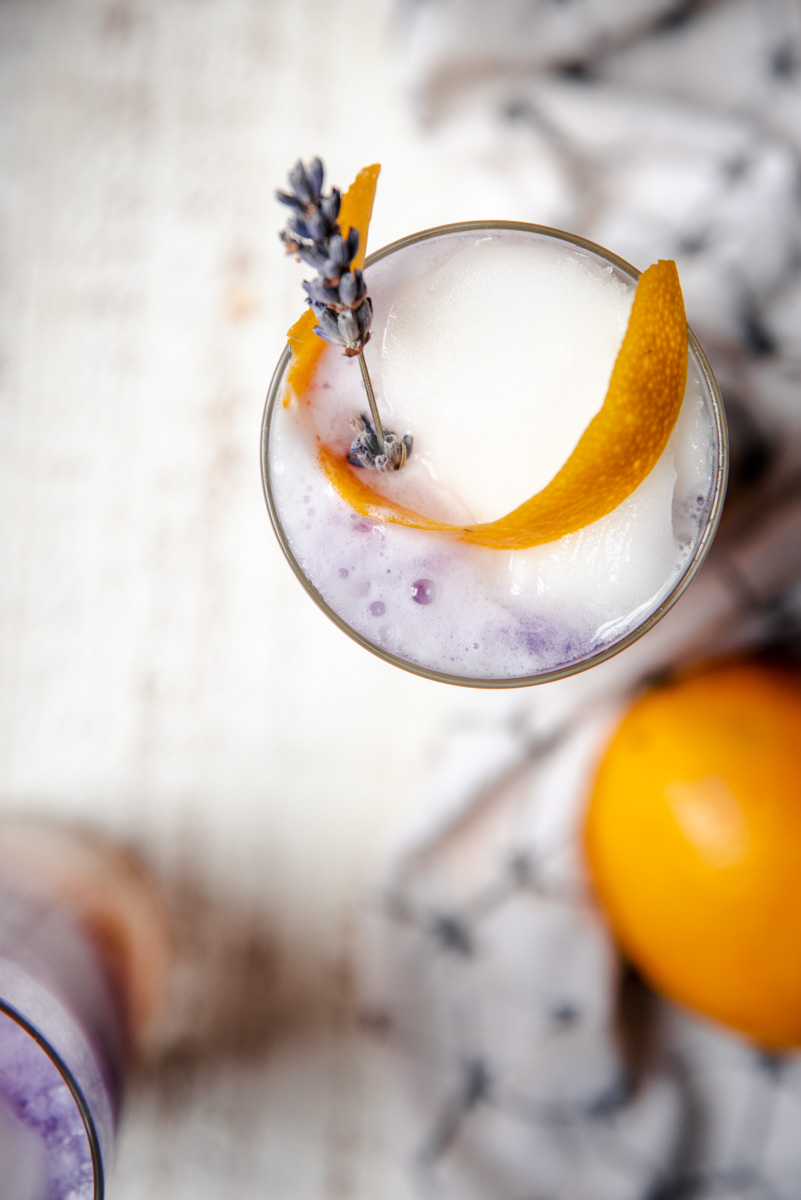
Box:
(296, 242, 333, 276)
(302, 278, 341, 309)
(276, 191, 303, 211)
(344, 227, 360, 263)
(289, 209, 334, 244)
(278, 161, 335, 245)
(291, 158, 323, 206)
(306, 157, 324, 199)
(354, 296, 372, 338)
(313, 309, 344, 347)
(338, 270, 366, 308)
(285, 213, 313, 243)
(347, 414, 413, 473)
(304, 239, 359, 284)
(337, 309, 361, 346)
(277, 159, 322, 209)
(325, 232, 358, 278)
(320, 190, 341, 226)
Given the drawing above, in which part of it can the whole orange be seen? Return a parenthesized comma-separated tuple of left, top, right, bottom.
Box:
(584, 659, 801, 1048)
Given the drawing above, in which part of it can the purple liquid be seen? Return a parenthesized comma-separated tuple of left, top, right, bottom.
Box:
(0, 1010, 92, 1199)
(0, 892, 127, 1199)
(411, 578, 437, 606)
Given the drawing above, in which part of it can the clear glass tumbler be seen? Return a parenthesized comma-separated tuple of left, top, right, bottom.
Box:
(262, 222, 727, 687)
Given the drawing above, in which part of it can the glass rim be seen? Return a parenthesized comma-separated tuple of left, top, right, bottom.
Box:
(0, 997, 104, 1199)
(261, 219, 729, 689)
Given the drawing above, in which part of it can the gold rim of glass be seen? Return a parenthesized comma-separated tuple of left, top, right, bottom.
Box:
(261, 220, 729, 689)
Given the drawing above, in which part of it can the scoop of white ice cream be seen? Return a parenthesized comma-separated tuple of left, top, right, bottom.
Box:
(379, 237, 633, 523)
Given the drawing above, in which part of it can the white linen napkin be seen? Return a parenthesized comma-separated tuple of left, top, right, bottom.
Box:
(363, 3, 801, 1196)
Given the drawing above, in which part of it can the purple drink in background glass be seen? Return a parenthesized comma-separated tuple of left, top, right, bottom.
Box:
(0, 821, 170, 1200)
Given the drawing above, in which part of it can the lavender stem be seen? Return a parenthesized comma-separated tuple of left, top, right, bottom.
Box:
(358, 351, 386, 455)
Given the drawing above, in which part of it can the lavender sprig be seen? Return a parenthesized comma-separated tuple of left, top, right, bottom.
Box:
(277, 157, 412, 471)
(278, 158, 371, 359)
(348, 414, 412, 472)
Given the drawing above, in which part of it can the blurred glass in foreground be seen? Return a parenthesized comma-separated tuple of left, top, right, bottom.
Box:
(0, 819, 170, 1200)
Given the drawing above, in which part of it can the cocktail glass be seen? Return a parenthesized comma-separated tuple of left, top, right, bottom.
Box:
(261, 222, 727, 687)
(0, 818, 170, 1200)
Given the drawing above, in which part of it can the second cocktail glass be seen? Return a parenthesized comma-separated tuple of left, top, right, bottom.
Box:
(0, 820, 170, 1200)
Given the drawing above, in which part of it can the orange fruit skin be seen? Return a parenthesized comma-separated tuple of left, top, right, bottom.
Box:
(584, 660, 801, 1049)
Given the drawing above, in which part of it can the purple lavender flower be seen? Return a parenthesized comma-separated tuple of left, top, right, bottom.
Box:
(277, 159, 371, 356)
(347, 414, 412, 474)
(277, 157, 412, 470)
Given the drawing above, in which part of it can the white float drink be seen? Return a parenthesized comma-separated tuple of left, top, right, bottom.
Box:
(262, 224, 726, 686)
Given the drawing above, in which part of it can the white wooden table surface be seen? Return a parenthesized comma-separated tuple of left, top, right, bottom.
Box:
(0, 1, 531, 1195)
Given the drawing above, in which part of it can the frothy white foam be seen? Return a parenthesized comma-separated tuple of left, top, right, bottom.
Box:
(380, 239, 632, 522)
(268, 229, 718, 682)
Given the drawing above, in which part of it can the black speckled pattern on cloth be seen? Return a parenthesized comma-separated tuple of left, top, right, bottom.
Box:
(365, 3, 801, 1196)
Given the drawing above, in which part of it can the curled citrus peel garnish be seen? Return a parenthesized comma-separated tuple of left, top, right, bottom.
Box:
(283, 164, 688, 551)
(283, 163, 380, 405)
(320, 258, 687, 549)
